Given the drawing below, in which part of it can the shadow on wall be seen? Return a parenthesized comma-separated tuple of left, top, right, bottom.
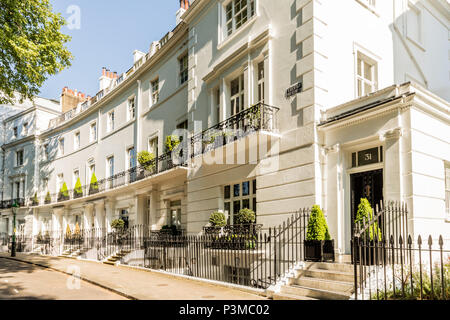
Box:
(390, 0, 448, 99)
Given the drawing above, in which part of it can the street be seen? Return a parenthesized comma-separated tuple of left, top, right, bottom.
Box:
(0, 257, 127, 300)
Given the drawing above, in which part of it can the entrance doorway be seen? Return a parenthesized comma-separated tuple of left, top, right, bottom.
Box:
(350, 169, 383, 234)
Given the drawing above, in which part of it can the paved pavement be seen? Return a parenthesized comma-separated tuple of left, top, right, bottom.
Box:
(0, 257, 126, 300)
(0, 253, 267, 300)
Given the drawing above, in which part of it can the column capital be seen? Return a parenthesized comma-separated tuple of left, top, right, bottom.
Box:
(323, 143, 340, 155)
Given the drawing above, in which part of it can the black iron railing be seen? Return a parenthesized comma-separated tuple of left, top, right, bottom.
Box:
(36, 152, 185, 206)
(0, 198, 25, 209)
(352, 202, 449, 300)
(190, 103, 279, 158)
(10, 208, 309, 290)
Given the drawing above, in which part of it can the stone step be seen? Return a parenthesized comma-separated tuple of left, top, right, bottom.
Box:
(299, 268, 354, 283)
(281, 284, 351, 300)
(305, 262, 355, 274)
(336, 255, 352, 263)
(272, 292, 317, 301)
(294, 277, 354, 294)
(103, 261, 116, 265)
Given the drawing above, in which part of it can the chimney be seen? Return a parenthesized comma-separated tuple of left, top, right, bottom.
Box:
(133, 50, 145, 64)
(60, 87, 88, 113)
(99, 67, 114, 91)
(176, 0, 190, 25)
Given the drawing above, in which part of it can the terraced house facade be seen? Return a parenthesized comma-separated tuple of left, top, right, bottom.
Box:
(1, 0, 449, 258)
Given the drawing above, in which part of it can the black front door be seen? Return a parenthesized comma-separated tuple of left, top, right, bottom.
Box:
(350, 169, 383, 234)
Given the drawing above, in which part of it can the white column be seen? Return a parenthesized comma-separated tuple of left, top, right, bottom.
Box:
(382, 128, 403, 202)
(32, 208, 39, 236)
(83, 203, 94, 230)
(105, 199, 115, 233)
(94, 201, 105, 231)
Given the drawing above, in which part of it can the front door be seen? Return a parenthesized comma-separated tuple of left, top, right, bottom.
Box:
(350, 169, 383, 235)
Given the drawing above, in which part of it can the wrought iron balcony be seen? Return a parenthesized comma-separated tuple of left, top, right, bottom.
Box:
(190, 103, 279, 158)
(0, 198, 25, 209)
(36, 152, 186, 206)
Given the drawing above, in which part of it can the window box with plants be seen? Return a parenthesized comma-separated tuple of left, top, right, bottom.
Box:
(58, 182, 70, 202)
(89, 173, 99, 195)
(31, 193, 39, 206)
(351, 198, 383, 266)
(206, 209, 259, 250)
(73, 178, 83, 199)
(304, 205, 335, 262)
(44, 192, 52, 204)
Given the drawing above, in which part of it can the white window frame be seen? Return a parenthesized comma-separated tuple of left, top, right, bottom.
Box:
(355, 0, 378, 15)
(74, 131, 81, 151)
(223, 179, 257, 225)
(73, 169, 80, 187)
(107, 110, 115, 132)
(151, 78, 159, 106)
(22, 122, 28, 136)
(356, 51, 378, 98)
(16, 150, 24, 167)
(127, 96, 136, 121)
(87, 162, 96, 185)
(56, 174, 64, 193)
(230, 74, 245, 117)
(406, 1, 424, 50)
(221, 0, 256, 41)
(90, 122, 97, 142)
(58, 138, 65, 156)
(148, 136, 159, 158)
(126, 146, 136, 170)
(257, 61, 265, 104)
(179, 54, 188, 86)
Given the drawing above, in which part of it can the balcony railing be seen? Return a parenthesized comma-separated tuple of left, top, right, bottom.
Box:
(36, 152, 186, 206)
(0, 198, 25, 209)
(190, 103, 279, 158)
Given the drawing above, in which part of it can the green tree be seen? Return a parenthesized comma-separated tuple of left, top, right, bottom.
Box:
(0, 0, 73, 104)
(306, 205, 331, 241)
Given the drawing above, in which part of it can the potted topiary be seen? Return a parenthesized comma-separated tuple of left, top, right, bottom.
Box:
(138, 151, 156, 172)
(352, 198, 382, 265)
(65, 225, 72, 242)
(304, 205, 335, 262)
(73, 178, 83, 199)
(89, 173, 99, 195)
(58, 182, 69, 202)
(165, 135, 180, 153)
(31, 193, 39, 206)
(45, 191, 52, 204)
(111, 219, 125, 232)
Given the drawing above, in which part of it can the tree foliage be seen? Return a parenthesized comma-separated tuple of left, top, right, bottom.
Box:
(0, 0, 73, 104)
(306, 205, 331, 241)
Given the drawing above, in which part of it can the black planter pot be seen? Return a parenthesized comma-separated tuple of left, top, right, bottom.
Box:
(304, 240, 335, 262)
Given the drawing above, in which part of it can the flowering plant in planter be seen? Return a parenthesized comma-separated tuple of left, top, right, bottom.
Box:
(137, 151, 156, 171)
(304, 205, 335, 262)
(73, 178, 83, 198)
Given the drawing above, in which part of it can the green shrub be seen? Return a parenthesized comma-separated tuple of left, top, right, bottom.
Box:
(209, 211, 227, 227)
(165, 135, 180, 152)
(235, 208, 256, 225)
(306, 205, 331, 241)
(111, 219, 125, 230)
(355, 198, 382, 241)
(74, 178, 83, 196)
(59, 182, 69, 198)
(137, 151, 156, 170)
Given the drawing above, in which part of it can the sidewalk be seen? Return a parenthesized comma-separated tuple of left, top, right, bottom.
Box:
(0, 253, 267, 300)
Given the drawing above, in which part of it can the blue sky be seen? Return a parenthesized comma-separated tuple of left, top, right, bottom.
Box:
(39, 1, 180, 100)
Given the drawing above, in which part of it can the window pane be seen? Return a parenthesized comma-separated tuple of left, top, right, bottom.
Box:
(242, 199, 250, 209)
(224, 185, 231, 199)
(233, 200, 241, 221)
(234, 184, 240, 197)
(364, 62, 372, 81)
(357, 59, 362, 76)
(364, 82, 372, 95)
(358, 79, 362, 97)
(253, 197, 257, 214)
(252, 179, 256, 194)
(242, 181, 250, 196)
(224, 202, 231, 224)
